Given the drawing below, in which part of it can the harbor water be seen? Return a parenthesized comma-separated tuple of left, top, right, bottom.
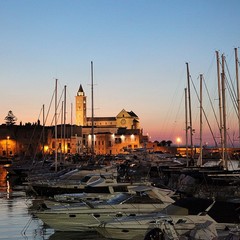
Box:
(0, 165, 106, 240)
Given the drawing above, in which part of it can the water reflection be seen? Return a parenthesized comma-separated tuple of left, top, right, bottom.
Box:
(0, 165, 11, 198)
(0, 165, 8, 187)
(48, 231, 106, 240)
(0, 165, 108, 240)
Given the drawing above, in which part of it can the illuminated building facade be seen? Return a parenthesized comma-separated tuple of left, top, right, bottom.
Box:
(0, 85, 144, 159)
(76, 84, 143, 154)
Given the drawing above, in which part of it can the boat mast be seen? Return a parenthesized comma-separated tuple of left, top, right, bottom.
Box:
(185, 88, 189, 166)
(55, 79, 58, 172)
(235, 48, 240, 147)
(91, 61, 95, 163)
(63, 85, 67, 162)
(216, 51, 224, 162)
(42, 104, 45, 157)
(186, 62, 194, 163)
(221, 54, 228, 170)
(198, 74, 203, 167)
(60, 101, 63, 163)
(70, 102, 73, 158)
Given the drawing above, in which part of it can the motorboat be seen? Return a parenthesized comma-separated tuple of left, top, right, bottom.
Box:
(34, 185, 175, 231)
(28, 165, 121, 196)
(95, 198, 238, 240)
(95, 212, 218, 240)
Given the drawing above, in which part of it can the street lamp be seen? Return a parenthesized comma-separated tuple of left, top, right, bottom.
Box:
(6, 136, 10, 157)
(176, 137, 181, 147)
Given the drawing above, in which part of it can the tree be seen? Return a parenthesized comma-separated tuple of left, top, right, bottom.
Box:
(166, 140, 173, 146)
(159, 140, 167, 146)
(5, 110, 17, 126)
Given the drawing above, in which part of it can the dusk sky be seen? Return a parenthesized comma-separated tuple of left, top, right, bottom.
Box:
(1, 1, 240, 146)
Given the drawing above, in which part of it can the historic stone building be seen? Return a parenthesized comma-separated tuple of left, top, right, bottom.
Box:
(0, 84, 145, 159)
(75, 84, 143, 155)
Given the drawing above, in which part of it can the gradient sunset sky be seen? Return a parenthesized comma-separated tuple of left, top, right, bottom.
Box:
(1, 1, 240, 146)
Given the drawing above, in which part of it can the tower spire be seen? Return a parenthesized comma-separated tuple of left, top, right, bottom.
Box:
(77, 84, 84, 96)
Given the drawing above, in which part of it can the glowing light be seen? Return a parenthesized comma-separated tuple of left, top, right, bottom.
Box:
(44, 145, 49, 152)
(176, 137, 181, 147)
(130, 134, 134, 141)
(120, 135, 125, 141)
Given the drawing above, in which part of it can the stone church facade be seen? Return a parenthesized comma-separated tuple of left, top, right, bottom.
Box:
(75, 84, 143, 155)
(0, 85, 145, 158)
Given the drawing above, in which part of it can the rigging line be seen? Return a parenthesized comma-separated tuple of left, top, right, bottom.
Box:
(32, 107, 45, 163)
(36, 88, 56, 163)
(225, 58, 238, 106)
(190, 75, 218, 147)
(160, 66, 186, 137)
(203, 78, 220, 132)
(168, 89, 185, 140)
(225, 76, 238, 116)
(50, 87, 65, 126)
(43, 87, 55, 126)
(25, 107, 44, 165)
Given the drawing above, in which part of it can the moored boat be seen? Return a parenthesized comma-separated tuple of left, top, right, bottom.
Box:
(34, 185, 175, 232)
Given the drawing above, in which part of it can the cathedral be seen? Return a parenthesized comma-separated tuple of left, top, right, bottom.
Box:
(75, 84, 144, 155)
(0, 85, 146, 158)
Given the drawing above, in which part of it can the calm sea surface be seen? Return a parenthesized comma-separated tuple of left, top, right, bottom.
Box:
(0, 165, 107, 240)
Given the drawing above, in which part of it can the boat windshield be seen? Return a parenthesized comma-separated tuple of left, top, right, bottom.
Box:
(106, 193, 132, 204)
(80, 175, 92, 183)
(106, 191, 163, 205)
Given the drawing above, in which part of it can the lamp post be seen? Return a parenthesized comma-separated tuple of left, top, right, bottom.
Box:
(6, 136, 10, 158)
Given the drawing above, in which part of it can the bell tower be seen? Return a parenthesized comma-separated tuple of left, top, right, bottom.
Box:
(75, 84, 87, 126)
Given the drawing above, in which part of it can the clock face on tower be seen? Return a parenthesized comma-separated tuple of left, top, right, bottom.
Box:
(121, 118, 126, 125)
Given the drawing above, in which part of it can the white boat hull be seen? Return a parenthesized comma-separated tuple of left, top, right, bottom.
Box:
(95, 214, 219, 240)
(35, 203, 169, 231)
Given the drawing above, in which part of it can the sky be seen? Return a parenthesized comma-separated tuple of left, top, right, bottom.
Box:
(1, 0, 240, 146)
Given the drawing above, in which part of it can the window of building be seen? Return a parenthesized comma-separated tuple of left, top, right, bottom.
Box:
(115, 138, 122, 144)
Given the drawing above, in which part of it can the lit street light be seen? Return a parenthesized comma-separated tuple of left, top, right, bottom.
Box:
(6, 136, 10, 158)
(176, 137, 181, 147)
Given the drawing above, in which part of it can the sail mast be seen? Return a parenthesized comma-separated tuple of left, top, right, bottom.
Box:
(235, 48, 240, 147)
(63, 85, 67, 162)
(55, 79, 58, 172)
(186, 62, 194, 163)
(42, 104, 45, 157)
(185, 88, 189, 166)
(91, 61, 95, 163)
(216, 51, 224, 161)
(221, 54, 228, 170)
(198, 74, 203, 167)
